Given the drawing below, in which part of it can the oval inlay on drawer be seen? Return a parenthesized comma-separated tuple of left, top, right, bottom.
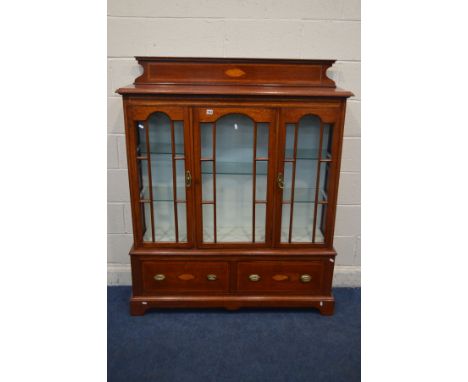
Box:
(237, 261, 323, 293)
(272, 274, 289, 281)
(141, 261, 229, 293)
(225, 68, 246, 78)
(178, 273, 195, 281)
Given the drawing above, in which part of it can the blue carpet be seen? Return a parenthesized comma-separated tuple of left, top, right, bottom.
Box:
(108, 287, 360, 382)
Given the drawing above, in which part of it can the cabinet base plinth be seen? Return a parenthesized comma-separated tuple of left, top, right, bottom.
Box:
(130, 295, 335, 316)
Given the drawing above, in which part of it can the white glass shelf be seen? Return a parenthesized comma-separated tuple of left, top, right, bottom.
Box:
(140, 186, 185, 202)
(201, 161, 268, 175)
(138, 143, 185, 156)
(280, 227, 325, 244)
(202, 227, 266, 243)
(284, 148, 331, 160)
(284, 188, 328, 203)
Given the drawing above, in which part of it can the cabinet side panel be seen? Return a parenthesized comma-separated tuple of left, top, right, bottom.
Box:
(123, 98, 143, 246)
(324, 100, 347, 245)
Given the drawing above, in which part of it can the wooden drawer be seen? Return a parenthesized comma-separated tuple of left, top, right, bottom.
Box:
(237, 261, 324, 293)
(141, 261, 229, 294)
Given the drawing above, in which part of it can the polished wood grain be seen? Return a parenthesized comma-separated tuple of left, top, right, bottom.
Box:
(132, 57, 336, 88)
(140, 260, 229, 295)
(119, 57, 352, 315)
(125, 105, 195, 249)
(118, 84, 353, 98)
(236, 261, 323, 293)
(130, 295, 335, 316)
(192, 107, 276, 249)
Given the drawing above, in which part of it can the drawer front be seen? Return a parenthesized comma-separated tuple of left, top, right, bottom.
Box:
(141, 261, 229, 294)
(237, 261, 324, 293)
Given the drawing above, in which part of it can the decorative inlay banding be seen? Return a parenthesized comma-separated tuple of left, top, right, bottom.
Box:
(225, 68, 246, 78)
(178, 274, 195, 281)
(272, 274, 289, 281)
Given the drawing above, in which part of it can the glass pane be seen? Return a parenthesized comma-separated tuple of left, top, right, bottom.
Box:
(280, 203, 291, 243)
(173, 121, 185, 155)
(143, 112, 185, 244)
(148, 113, 172, 154)
(201, 161, 214, 201)
(137, 122, 146, 155)
(322, 124, 333, 159)
(201, 123, 213, 158)
(142, 202, 152, 242)
(284, 124, 295, 159)
(291, 202, 314, 242)
(154, 201, 175, 242)
(148, 113, 174, 202)
(255, 161, 268, 201)
(151, 155, 173, 201)
(315, 204, 327, 243)
(318, 162, 330, 202)
(256, 123, 269, 158)
(216, 161, 252, 174)
(255, 204, 266, 243)
(202, 204, 214, 243)
(175, 160, 186, 201)
(177, 203, 187, 242)
(216, 114, 254, 242)
(280, 115, 326, 245)
(295, 159, 318, 203)
(283, 162, 293, 201)
(297, 115, 321, 159)
(138, 160, 150, 199)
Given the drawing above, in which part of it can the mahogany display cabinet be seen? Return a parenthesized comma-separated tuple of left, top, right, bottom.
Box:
(116, 57, 353, 315)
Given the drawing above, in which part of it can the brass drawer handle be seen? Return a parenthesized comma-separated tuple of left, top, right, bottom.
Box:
(277, 173, 284, 189)
(249, 274, 261, 282)
(185, 170, 192, 187)
(207, 274, 217, 281)
(154, 274, 166, 281)
(300, 274, 312, 283)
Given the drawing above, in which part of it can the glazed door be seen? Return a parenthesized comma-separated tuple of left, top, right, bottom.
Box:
(128, 106, 194, 248)
(274, 107, 341, 247)
(193, 107, 276, 247)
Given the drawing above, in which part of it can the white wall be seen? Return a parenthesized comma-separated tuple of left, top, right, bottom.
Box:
(107, 0, 361, 285)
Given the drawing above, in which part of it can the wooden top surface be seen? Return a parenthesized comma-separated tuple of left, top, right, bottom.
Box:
(118, 84, 353, 97)
(116, 57, 353, 98)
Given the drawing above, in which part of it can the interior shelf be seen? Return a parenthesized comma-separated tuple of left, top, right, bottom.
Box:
(140, 186, 185, 202)
(284, 188, 328, 203)
(139, 185, 327, 203)
(284, 148, 331, 160)
(280, 226, 325, 244)
(142, 226, 324, 244)
(201, 161, 268, 175)
(138, 143, 185, 156)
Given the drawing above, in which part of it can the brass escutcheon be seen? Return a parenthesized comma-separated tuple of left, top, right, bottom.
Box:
(300, 274, 312, 283)
(154, 274, 165, 281)
(185, 170, 192, 187)
(249, 274, 261, 282)
(207, 274, 217, 281)
(277, 173, 284, 189)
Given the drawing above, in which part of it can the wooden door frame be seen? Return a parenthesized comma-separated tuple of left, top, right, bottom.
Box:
(125, 103, 195, 249)
(192, 105, 277, 249)
(272, 103, 345, 249)
(124, 99, 346, 251)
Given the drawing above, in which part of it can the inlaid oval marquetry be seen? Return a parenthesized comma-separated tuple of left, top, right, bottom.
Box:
(272, 274, 289, 281)
(225, 68, 246, 78)
(178, 273, 195, 281)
